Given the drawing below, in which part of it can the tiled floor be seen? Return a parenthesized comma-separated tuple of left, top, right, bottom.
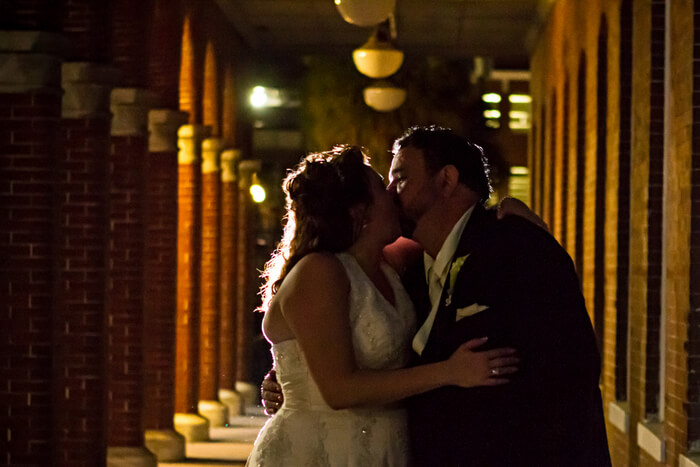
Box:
(159, 409, 268, 467)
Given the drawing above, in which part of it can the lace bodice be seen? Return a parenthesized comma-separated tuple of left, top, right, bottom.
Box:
(247, 252, 416, 466)
(272, 253, 415, 411)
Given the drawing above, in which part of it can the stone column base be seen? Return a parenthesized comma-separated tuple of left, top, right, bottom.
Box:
(174, 413, 209, 442)
(219, 388, 244, 419)
(144, 429, 185, 462)
(235, 381, 259, 409)
(198, 399, 228, 427)
(106, 447, 157, 467)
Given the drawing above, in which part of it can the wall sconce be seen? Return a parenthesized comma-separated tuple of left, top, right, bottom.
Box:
(334, 0, 396, 27)
(353, 27, 404, 79)
(250, 173, 266, 203)
(363, 80, 406, 112)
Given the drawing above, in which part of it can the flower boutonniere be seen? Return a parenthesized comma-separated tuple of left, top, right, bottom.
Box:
(445, 254, 470, 307)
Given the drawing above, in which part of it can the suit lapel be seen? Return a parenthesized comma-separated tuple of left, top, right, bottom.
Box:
(421, 204, 493, 358)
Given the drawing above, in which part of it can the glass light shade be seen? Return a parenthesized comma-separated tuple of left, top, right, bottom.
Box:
(363, 81, 406, 112)
(334, 0, 396, 27)
(353, 37, 404, 78)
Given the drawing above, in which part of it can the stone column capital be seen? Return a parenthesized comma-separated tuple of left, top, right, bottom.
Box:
(62, 62, 117, 119)
(201, 138, 222, 174)
(177, 124, 209, 165)
(220, 149, 242, 182)
(238, 159, 262, 188)
(0, 31, 71, 93)
(148, 109, 188, 152)
(110, 87, 157, 136)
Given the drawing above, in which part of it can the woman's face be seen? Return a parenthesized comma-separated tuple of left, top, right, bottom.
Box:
(364, 167, 401, 244)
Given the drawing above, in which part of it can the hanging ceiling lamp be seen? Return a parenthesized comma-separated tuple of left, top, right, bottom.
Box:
(363, 80, 406, 112)
(352, 22, 403, 79)
(334, 0, 396, 27)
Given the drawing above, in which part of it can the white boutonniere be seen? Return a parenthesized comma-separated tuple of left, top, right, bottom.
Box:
(444, 254, 470, 307)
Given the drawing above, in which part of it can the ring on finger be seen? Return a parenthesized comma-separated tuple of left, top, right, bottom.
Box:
(490, 368, 499, 376)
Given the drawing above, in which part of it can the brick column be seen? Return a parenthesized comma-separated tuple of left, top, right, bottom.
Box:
(218, 149, 243, 417)
(198, 137, 228, 427)
(142, 109, 188, 461)
(106, 88, 157, 467)
(234, 160, 260, 405)
(55, 61, 115, 467)
(0, 30, 65, 467)
(173, 124, 209, 441)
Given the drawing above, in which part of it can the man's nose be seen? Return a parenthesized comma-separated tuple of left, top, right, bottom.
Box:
(386, 180, 396, 193)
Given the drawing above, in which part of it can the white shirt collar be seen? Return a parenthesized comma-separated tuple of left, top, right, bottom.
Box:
(424, 204, 475, 284)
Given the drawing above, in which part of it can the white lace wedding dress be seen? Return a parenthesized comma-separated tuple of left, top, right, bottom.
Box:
(247, 252, 416, 467)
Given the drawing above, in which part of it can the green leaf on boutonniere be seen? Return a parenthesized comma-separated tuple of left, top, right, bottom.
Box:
(445, 254, 470, 306)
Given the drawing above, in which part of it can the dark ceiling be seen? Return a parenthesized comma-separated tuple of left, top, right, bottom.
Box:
(216, 0, 553, 69)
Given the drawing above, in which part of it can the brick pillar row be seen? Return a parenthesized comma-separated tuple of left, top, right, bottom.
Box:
(142, 109, 188, 461)
(174, 124, 209, 442)
(198, 137, 228, 427)
(0, 30, 66, 467)
(106, 87, 157, 467)
(55, 60, 115, 467)
(219, 149, 243, 417)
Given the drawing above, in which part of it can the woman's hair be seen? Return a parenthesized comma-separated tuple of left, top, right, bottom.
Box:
(258, 145, 373, 312)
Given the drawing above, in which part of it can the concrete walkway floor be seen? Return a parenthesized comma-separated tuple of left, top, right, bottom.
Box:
(159, 408, 268, 467)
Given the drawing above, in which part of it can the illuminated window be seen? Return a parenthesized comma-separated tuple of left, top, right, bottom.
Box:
(482, 93, 502, 128)
(508, 94, 531, 131)
(250, 86, 284, 108)
(508, 166, 530, 206)
(482, 93, 502, 103)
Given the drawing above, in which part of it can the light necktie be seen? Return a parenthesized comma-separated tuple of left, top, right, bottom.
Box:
(412, 267, 444, 355)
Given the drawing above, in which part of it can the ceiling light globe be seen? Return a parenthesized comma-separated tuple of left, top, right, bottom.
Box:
(334, 0, 396, 27)
(353, 46, 403, 79)
(363, 81, 406, 112)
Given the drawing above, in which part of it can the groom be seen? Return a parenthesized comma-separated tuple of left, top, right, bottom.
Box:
(263, 125, 611, 466)
(388, 126, 610, 466)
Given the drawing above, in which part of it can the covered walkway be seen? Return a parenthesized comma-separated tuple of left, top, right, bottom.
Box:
(3, 1, 700, 467)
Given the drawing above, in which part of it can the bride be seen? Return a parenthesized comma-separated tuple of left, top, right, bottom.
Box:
(246, 146, 517, 466)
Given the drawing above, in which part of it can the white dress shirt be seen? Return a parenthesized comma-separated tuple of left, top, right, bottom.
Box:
(412, 205, 475, 355)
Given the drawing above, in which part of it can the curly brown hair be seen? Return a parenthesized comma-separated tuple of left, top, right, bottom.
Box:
(258, 145, 374, 312)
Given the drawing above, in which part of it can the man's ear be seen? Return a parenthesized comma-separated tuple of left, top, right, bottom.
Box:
(438, 164, 460, 197)
(349, 203, 368, 238)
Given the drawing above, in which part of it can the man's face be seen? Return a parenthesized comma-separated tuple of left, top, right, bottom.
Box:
(387, 146, 438, 237)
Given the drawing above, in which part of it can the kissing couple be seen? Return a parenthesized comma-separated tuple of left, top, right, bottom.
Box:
(248, 126, 611, 467)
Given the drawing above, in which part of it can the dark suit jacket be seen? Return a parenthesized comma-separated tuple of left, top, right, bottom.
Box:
(403, 204, 611, 467)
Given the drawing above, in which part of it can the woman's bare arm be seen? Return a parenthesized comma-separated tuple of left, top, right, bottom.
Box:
(280, 253, 516, 410)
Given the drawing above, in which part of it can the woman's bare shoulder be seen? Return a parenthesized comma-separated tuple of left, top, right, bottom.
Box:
(277, 252, 350, 301)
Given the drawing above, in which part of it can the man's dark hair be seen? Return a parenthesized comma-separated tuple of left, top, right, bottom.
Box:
(392, 125, 492, 203)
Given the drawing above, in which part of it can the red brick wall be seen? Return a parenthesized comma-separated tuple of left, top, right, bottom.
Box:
(203, 43, 220, 137)
(142, 150, 179, 429)
(221, 67, 238, 147)
(53, 115, 110, 467)
(664, 0, 693, 462)
(106, 135, 148, 447)
(235, 167, 257, 382)
(688, 0, 700, 447)
(199, 168, 221, 401)
(532, 0, 699, 465)
(61, 0, 111, 61)
(0, 1, 62, 30)
(219, 173, 239, 390)
(148, 0, 183, 108)
(175, 160, 201, 413)
(112, 0, 150, 87)
(0, 89, 61, 466)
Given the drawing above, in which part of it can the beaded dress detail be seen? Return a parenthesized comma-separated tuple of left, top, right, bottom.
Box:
(247, 253, 416, 467)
